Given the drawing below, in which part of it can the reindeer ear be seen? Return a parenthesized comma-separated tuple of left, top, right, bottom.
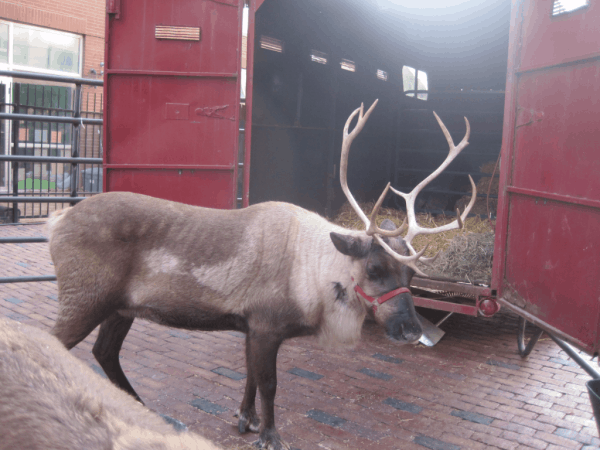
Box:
(330, 232, 370, 258)
(379, 219, 397, 232)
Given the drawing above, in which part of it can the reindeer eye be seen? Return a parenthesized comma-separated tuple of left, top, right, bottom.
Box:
(367, 266, 381, 280)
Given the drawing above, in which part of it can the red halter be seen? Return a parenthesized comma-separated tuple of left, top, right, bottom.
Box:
(351, 277, 411, 313)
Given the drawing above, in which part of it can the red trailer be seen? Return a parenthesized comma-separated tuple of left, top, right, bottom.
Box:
(103, 0, 599, 366)
(494, 0, 600, 357)
(104, 0, 246, 209)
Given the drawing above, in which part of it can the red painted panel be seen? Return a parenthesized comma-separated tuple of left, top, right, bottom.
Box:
(519, 1, 600, 72)
(104, 0, 243, 210)
(106, 0, 240, 74)
(512, 60, 600, 200)
(106, 76, 238, 166)
(106, 169, 234, 208)
(504, 196, 600, 348)
(495, 0, 600, 352)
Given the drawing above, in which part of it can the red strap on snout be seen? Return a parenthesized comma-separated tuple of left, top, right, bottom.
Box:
(351, 277, 411, 313)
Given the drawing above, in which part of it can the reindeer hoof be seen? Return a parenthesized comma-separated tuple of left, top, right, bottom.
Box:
(254, 430, 290, 450)
(235, 408, 260, 434)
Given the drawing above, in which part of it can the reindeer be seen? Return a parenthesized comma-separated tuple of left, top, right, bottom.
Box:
(0, 318, 221, 450)
(46, 100, 475, 450)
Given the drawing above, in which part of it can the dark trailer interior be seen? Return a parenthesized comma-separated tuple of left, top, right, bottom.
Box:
(249, 0, 511, 217)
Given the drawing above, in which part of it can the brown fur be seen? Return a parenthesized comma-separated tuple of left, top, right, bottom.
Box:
(0, 318, 220, 450)
(46, 192, 422, 450)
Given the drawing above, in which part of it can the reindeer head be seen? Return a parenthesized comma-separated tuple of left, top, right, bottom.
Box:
(332, 100, 476, 344)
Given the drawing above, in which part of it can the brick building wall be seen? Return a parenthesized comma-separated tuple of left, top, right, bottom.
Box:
(0, 0, 106, 82)
(0, 0, 106, 187)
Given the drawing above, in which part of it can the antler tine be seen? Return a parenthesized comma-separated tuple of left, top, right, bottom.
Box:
(366, 183, 406, 237)
(434, 112, 470, 156)
(339, 99, 379, 228)
(374, 235, 429, 277)
(389, 113, 475, 255)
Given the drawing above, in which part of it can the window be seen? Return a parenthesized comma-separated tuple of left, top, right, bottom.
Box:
(340, 59, 356, 72)
(310, 50, 327, 65)
(552, 0, 589, 16)
(260, 36, 283, 53)
(0, 23, 7, 64)
(377, 69, 388, 81)
(402, 65, 428, 101)
(12, 24, 81, 74)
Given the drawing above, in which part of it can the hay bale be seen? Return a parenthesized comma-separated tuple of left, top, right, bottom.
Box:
(418, 232, 494, 284)
(331, 201, 495, 261)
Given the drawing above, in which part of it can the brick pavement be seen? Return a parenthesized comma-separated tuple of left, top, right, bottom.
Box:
(1, 223, 599, 450)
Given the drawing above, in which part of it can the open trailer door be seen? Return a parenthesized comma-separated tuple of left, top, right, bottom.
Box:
(494, 0, 600, 354)
(103, 0, 244, 209)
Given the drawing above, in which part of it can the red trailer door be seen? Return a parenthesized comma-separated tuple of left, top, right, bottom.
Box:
(103, 0, 243, 209)
(494, 0, 600, 353)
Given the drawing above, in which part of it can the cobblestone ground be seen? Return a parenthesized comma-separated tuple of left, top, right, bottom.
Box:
(1, 223, 599, 450)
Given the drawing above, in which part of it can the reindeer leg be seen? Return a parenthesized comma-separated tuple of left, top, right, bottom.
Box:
(236, 334, 260, 433)
(52, 300, 109, 350)
(92, 312, 142, 404)
(246, 332, 288, 450)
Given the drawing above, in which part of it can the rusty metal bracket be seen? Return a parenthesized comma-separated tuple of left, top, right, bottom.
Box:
(107, 0, 121, 19)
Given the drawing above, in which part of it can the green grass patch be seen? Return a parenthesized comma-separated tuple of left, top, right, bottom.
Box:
(18, 178, 56, 190)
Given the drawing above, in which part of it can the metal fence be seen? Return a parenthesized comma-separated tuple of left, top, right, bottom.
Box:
(0, 70, 103, 223)
(0, 70, 103, 284)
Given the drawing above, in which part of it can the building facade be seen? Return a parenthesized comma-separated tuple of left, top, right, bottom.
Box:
(0, 0, 105, 213)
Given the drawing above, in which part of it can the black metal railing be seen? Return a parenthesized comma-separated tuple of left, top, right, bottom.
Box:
(0, 70, 103, 222)
(0, 70, 103, 284)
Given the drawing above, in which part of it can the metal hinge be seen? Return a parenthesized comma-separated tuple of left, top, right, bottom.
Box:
(107, 0, 121, 19)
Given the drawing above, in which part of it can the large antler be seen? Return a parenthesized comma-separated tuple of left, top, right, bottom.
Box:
(387, 112, 477, 257)
(340, 103, 477, 277)
(340, 100, 428, 276)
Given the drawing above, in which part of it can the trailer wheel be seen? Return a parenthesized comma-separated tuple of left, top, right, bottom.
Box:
(517, 317, 544, 357)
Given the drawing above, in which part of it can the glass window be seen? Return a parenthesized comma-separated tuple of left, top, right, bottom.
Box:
(0, 23, 7, 64)
(417, 70, 428, 101)
(377, 69, 388, 81)
(402, 65, 416, 96)
(311, 50, 327, 65)
(552, 0, 589, 16)
(340, 59, 356, 72)
(402, 65, 428, 101)
(13, 24, 81, 74)
(260, 36, 283, 53)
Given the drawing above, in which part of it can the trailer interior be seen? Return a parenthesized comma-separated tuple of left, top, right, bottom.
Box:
(249, 0, 511, 218)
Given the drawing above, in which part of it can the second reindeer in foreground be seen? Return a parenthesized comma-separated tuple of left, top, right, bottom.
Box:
(0, 318, 221, 450)
(47, 100, 475, 450)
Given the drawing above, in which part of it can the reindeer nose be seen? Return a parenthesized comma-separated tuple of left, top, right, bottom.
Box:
(386, 314, 423, 343)
(401, 319, 423, 343)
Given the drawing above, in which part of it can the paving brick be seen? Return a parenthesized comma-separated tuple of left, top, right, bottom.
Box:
(383, 397, 423, 414)
(211, 367, 246, 381)
(553, 428, 594, 445)
(443, 433, 492, 450)
(189, 398, 227, 415)
(372, 352, 404, 364)
(534, 430, 587, 448)
(499, 430, 549, 449)
(413, 435, 460, 450)
(306, 409, 347, 429)
(471, 431, 520, 450)
(168, 329, 191, 340)
(1, 224, 597, 450)
(288, 367, 323, 381)
(451, 409, 494, 425)
(359, 367, 393, 381)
